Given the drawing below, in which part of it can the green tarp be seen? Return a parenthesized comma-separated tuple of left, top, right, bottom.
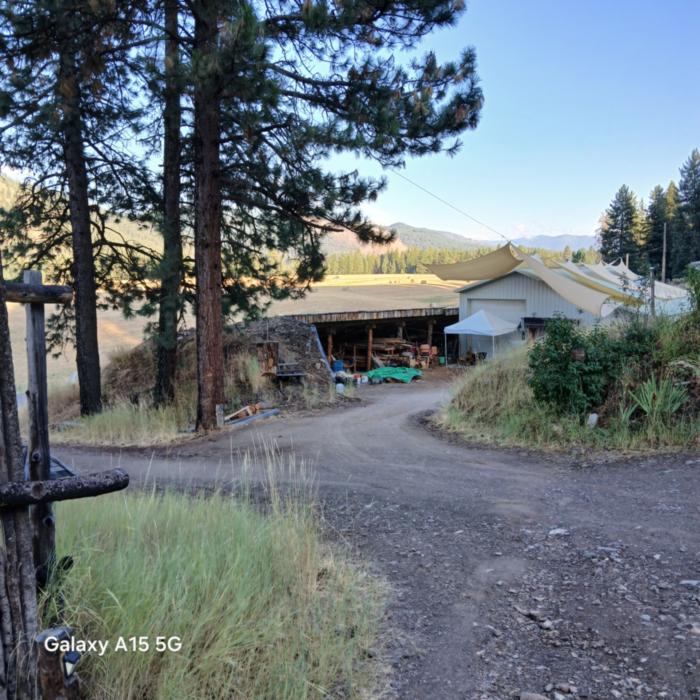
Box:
(365, 367, 422, 383)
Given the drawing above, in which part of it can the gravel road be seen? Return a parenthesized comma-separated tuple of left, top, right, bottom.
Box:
(56, 374, 700, 700)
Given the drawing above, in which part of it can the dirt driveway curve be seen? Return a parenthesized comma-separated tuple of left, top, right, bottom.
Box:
(57, 377, 700, 700)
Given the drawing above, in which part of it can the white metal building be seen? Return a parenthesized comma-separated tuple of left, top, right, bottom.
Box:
(430, 243, 691, 359)
(457, 269, 597, 327)
(455, 269, 597, 355)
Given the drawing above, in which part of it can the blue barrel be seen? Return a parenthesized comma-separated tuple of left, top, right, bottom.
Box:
(331, 360, 344, 372)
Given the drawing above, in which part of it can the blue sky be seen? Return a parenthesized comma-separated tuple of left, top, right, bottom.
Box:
(343, 0, 700, 241)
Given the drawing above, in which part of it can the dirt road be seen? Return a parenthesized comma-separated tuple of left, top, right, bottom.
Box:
(56, 376, 700, 700)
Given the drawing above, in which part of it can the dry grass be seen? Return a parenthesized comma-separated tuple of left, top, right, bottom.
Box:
(51, 399, 194, 447)
(448, 347, 532, 424)
(317, 273, 463, 287)
(42, 454, 385, 700)
(52, 339, 333, 446)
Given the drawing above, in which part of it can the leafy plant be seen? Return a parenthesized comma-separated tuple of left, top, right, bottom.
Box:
(528, 316, 620, 414)
(629, 375, 687, 426)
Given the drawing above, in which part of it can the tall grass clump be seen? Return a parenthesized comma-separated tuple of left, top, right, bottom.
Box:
(447, 347, 531, 424)
(43, 487, 384, 699)
(51, 398, 195, 446)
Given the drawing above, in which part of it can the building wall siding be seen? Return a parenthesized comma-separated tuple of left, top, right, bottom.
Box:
(457, 272, 598, 326)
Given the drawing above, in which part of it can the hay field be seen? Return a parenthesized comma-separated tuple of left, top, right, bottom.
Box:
(8, 279, 459, 393)
(316, 273, 462, 287)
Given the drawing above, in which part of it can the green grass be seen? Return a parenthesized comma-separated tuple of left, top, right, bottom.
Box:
(43, 482, 384, 699)
(440, 346, 700, 452)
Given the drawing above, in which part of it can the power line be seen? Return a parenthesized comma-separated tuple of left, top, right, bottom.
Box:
(388, 168, 511, 243)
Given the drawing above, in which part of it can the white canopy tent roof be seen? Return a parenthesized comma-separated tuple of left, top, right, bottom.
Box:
(444, 309, 518, 337)
(443, 310, 518, 362)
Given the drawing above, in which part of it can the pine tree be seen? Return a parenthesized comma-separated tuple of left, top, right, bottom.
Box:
(0, 0, 152, 415)
(153, 0, 184, 407)
(598, 185, 646, 270)
(177, 0, 483, 428)
(673, 149, 700, 276)
(645, 182, 678, 279)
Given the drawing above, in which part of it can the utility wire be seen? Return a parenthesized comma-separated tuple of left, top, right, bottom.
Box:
(388, 168, 511, 243)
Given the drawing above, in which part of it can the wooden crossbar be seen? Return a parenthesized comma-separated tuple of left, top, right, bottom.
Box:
(3, 281, 73, 305)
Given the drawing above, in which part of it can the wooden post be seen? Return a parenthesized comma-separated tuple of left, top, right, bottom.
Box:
(366, 326, 374, 371)
(661, 222, 667, 283)
(0, 258, 39, 699)
(24, 270, 55, 591)
(326, 331, 333, 362)
(35, 628, 80, 699)
(426, 321, 434, 348)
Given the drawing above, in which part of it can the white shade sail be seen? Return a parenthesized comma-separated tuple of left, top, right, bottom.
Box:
(444, 309, 518, 336)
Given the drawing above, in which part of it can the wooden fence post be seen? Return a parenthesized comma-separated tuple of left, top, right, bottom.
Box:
(23, 271, 55, 591)
(366, 326, 374, 372)
(0, 258, 39, 699)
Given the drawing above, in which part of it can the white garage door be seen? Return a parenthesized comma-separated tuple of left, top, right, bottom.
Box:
(467, 299, 526, 324)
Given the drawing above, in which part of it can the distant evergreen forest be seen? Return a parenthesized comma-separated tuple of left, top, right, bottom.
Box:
(324, 245, 600, 275)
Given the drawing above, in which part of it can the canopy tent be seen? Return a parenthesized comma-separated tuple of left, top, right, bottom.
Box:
(429, 243, 621, 317)
(429, 242, 691, 321)
(443, 309, 518, 362)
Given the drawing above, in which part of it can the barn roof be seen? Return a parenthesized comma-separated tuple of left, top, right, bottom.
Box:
(428, 244, 690, 318)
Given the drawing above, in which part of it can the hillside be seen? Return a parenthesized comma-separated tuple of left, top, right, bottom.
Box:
(385, 222, 489, 250)
(0, 174, 164, 261)
(321, 224, 406, 255)
(326, 220, 598, 255)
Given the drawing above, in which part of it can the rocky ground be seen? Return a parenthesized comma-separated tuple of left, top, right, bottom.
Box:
(321, 464, 700, 700)
(57, 374, 700, 699)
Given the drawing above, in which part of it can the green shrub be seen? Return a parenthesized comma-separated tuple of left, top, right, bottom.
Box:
(528, 317, 619, 415)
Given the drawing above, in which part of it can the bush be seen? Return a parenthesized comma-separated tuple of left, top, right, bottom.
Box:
(528, 317, 620, 415)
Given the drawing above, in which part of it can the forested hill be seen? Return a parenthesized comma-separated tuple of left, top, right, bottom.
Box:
(385, 222, 488, 250)
(323, 220, 598, 254)
(389, 222, 597, 252)
(0, 175, 164, 260)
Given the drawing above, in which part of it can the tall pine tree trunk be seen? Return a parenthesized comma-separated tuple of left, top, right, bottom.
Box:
(58, 46, 102, 416)
(193, 2, 224, 430)
(154, 0, 183, 407)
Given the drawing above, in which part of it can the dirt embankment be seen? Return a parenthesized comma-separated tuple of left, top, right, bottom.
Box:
(101, 316, 331, 404)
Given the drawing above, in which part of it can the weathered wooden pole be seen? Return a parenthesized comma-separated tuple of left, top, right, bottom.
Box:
(0, 258, 39, 699)
(24, 271, 55, 592)
(3, 284, 72, 306)
(0, 469, 129, 508)
(366, 326, 374, 372)
(326, 330, 333, 362)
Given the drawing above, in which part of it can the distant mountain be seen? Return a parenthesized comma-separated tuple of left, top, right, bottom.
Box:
(385, 222, 491, 250)
(512, 234, 597, 252)
(385, 224, 596, 253)
(322, 221, 598, 255)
